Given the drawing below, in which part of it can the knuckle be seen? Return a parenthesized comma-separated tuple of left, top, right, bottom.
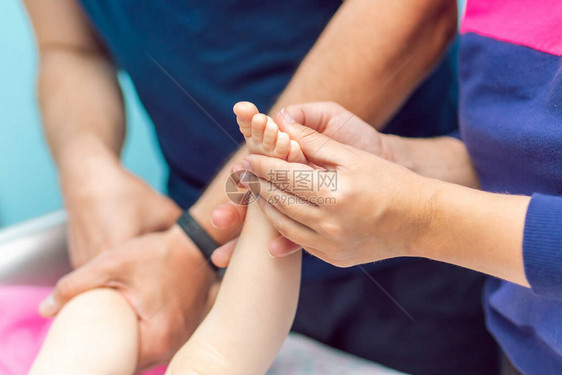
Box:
(330, 256, 353, 268)
(333, 260, 348, 268)
(334, 183, 355, 203)
(274, 221, 292, 239)
(321, 254, 340, 266)
(303, 247, 319, 258)
(96, 251, 118, 273)
(318, 219, 343, 239)
(254, 157, 269, 173)
(300, 126, 318, 140)
(281, 199, 298, 216)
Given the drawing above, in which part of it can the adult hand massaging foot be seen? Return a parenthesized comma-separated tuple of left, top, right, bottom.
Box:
(209, 101, 399, 266)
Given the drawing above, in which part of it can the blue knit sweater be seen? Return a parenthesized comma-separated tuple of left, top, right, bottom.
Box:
(459, 3, 562, 371)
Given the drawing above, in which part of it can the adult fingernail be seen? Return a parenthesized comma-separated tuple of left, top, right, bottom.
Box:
(209, 215, 218, 229)
(267, 247, 276, 258)
(281, 108, 295, 123)
(269, 244, 279, 258)
(39, 294, 56, 316)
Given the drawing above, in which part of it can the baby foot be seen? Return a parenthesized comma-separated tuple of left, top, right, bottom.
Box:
(234, 101, 306, 163)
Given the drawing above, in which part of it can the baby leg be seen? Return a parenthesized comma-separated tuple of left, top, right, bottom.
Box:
(165, 102, 305, 375)
(29, 288, 138, 375)
(166, 204, 301, 375)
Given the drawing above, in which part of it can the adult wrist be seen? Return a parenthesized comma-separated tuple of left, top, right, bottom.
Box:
(176, 211, 219, 272)
(167, 224, 217, 274)
(379, 134, 416, 171)
(405, 177, 444, 260)
(57, 139, 122, 197)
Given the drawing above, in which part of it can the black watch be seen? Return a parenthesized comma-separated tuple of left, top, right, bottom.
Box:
(177, 211, 219, 272)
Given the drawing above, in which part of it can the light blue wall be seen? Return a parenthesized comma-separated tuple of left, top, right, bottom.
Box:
(0, 0, 167, 228)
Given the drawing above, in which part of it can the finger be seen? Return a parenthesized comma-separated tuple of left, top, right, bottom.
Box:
(243, 155, 335, 199)
(273, 109, 351, 165)
(210, 202, 247, 230)
(256, 197, 319, 253)
(230, 163, 249, 187)
(39, 255, 113, 317)
(211, 238, 237, 268)
(269, 235, 301, 258)
(274, 102, 342, 134)
(231, 161, 245, 174)
(253, 176, 320, 228)
(302, 246, 333, 265)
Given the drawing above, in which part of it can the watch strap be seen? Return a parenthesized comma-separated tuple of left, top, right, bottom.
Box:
(177, 211, 219, 272)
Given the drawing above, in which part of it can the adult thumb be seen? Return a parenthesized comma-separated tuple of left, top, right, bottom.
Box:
(277, 108, 350, 165)
(39, 255, 111, 317)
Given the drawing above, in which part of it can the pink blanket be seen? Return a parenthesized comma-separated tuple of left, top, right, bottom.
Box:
(0, 286, 166, 375)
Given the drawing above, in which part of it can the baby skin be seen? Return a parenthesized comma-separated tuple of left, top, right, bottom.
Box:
(165, 102, 305, 375)
(29, 288, 139, 375)
(234, 101, 307, 164)
(30, 102, 305, 375)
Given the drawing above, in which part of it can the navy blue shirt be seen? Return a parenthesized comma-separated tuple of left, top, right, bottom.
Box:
(76, 0, 457, 209)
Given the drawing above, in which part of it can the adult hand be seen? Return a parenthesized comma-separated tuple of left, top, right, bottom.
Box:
(61, 155, 181, 267)
(38, 225, 217, 371)
(241, 119, 436, 267)
(210, 102, 396, 266)
(274, 102, 392, 157)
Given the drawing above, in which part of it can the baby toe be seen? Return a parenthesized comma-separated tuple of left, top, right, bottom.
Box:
(234, 102, 258, 137)
(273, 131, 291, 159)
(251, 114, 268, 142)
(287, 140, 307, 163)
(263, 118, 279, 152)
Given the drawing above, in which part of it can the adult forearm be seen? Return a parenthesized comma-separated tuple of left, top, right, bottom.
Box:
(272, 0, 457, 128)
(386, 135, 480, 188)
(419, 181, 531, 286)
(383, 135, 526, 283)
(38, 48, 125, 190)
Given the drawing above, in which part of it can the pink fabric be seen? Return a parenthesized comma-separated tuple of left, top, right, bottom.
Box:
(0, 286, 166, 375)
(460, 0, 562, 56)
